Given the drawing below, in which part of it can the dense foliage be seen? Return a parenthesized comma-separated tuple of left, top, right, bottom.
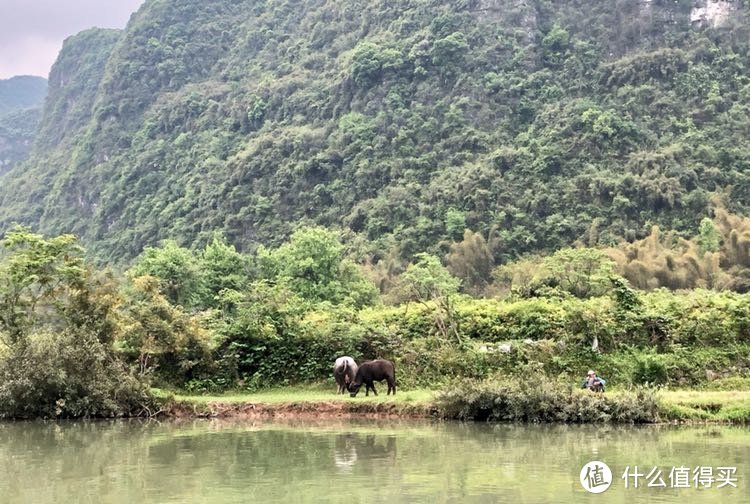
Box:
(0, 225, 748, 417)
(116, 226, 750, 394)
(3, 1, 750, 416)
(0, 76, 47, 173)
(0, 228, 153, 418)
(1, 0, 749, 267)
(436, 379, 659, 423)
(0, 107, 42, 174)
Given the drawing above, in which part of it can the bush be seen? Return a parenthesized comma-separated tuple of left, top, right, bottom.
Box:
(455, 298, 567, 342)
(0, 228, 154, 418)
(0, 330, 153, 418)
(632, 354, 669, 385)
(117, 275, 214, 386)
(436, 377, 659, 423)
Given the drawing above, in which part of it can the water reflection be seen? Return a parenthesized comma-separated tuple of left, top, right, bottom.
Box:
(333, 432, 398, 471)
(333, 433, 358, 472)
(0, 419, 746, 503)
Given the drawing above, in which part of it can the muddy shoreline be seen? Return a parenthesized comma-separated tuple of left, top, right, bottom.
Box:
(163, 399, 438, 419)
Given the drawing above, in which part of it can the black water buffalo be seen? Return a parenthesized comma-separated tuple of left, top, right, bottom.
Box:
(348, 359, 396, 397)
(333, 356, 358, 395)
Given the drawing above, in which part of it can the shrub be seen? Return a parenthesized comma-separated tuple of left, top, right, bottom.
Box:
(117, 275, 214, 386)
(0, 330, 153, 418)
(632, 354, 669, 385)
(0, 228, 154, 418)
(436, 378, 659, 423)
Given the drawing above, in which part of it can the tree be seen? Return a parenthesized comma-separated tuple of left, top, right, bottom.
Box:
(129, 240, 205, 308)
(491, 255, 543, 298)
(697, 217, 720, 254)
(431, 32, 469, 68)
(200, 235, 249, 308)
(393, 253, 460, 303)
(118, 275, 212, 384)
(350, 42, 403, 87)
(0, 227, 86, 343)
(0, 227, 150, 418)
(391, 253, 462, 342)
(446, 229, 493, 295)
(444, 208, 466, 241)
(541, 248, 617, 298)
(256, 227, 377, 307)
(541, 24, 570, 68)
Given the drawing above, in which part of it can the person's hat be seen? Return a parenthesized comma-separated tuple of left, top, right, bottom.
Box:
(587, 370, 595, 376)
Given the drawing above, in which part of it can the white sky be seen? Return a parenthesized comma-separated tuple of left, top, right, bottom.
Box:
(0, 0, 145, 79)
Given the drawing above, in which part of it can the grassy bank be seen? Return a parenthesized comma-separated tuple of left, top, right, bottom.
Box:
(154, 385, 750, 424)
(155, 387, 438, 418)
(659, 390, 750, 423)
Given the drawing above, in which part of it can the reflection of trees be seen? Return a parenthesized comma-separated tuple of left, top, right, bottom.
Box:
(333, 432, 398, 472)
(0, 420, 747, 503)
(361, 434, 397, 461)
(333, 434, 358, 471)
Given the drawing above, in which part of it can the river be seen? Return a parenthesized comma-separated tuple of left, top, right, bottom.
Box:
(0, 419, 747, 503)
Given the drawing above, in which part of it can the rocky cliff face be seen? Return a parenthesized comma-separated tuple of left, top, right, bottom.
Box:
(690, 0, 742, 28)
(471, 0, 538, 38)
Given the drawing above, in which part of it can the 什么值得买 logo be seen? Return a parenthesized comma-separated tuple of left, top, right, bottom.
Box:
(580, 461, 613, 494)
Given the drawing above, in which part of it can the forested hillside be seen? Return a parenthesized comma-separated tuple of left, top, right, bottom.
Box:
(0, 76, 47, 173)
(0, 76, 47, 116)
(1, 0, 749, 266)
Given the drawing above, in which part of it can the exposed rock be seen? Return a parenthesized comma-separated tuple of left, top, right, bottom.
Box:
(691, 0, 741, 28)
(469, 0, 537, 42)
(639, 0, 653, 17)
(498, 343, 512, 353)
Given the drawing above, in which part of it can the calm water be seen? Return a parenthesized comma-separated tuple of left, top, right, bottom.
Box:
(0, 419, 748, 503)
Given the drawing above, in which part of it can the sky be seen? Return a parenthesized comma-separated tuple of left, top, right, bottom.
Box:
(0, 0, 145, 79)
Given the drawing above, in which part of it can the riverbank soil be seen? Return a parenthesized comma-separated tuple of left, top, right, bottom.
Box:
(155, 387, 750, 423)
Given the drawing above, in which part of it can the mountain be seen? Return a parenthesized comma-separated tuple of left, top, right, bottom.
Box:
(0, 76, 47, 173)
(1, 0, 749, 264)
(0, 75, 47, 116)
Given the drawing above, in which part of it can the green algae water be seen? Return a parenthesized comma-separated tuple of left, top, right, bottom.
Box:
(0, 420, 748, 503)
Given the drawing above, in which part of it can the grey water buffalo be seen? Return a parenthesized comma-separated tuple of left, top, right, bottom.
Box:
(348, 359, 396, 397)
(333, 356, 358, 394)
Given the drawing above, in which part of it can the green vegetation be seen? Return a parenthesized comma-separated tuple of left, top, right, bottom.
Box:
(1, 1, 750, 420)
(0, 222, 749, 419)
(658, 389, 750, 422)
(0, 76, 46, 116)
(0, 76, 47, 172)
(158, 385, 750, 423)
(0, 210, 748, 420)
(436, 378, 750, 423)
(0, 228, 154, 418)
(2, 0, 750, 267)
(436, 379, 660, 423)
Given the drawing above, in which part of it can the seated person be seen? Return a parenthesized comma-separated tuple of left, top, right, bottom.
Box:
(581, 370, 606, 392)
